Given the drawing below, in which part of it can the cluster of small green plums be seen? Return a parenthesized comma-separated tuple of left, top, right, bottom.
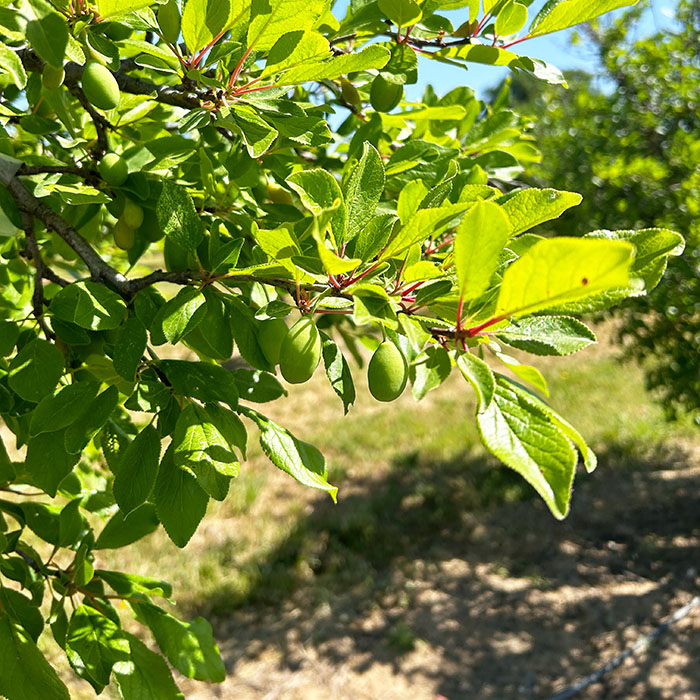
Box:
(258, 317, 408, 401)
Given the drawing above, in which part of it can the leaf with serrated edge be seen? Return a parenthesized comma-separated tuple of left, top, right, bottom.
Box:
(476, 376, 576, 519)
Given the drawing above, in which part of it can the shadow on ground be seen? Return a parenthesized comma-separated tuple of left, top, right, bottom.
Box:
(190, 442, 700, 700)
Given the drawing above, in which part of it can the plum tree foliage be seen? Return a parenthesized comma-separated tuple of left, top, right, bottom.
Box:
(0, 0, 685, 696)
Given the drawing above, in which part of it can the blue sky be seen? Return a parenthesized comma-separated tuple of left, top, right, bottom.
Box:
(338, 0, 678, 101)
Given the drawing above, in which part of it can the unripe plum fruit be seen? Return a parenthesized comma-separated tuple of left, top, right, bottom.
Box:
(113, 217, 135, 250)
(367, 340, 408, 402)
(104, 22, 132, 40)
(370, 74, 403, 113)
(42, 64, 65, 89)
(121, 199, 144, 229)
(339, 77, 360, 106)
(279, 317, 322, 384)
(266, 181, 294, 205)
(98, 153, 128, 186)
(82, 62, 120, 111)
(258, 318, 289, 366)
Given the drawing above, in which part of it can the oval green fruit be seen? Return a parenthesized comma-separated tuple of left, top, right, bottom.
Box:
(42, 64, 65, 90)
(121, 199, 144, 229)
(368, 340, 407, 402)
(266, 181, 294, 205)
(82, 62, 120, 111)
(113, 218, 135, 250)
(104, 22, 132, 41)
(258, 318, 289, 367)
(340, 77, 360, 106)
(279, 317, 321, 384)
(98, 153, 128, 186)
(370, 73, 403, 113)
(157, 0, 181, 44)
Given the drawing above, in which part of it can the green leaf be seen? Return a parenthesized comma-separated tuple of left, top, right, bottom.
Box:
(94, 504, 160, 550)
(411, 345, 451, 400)
(157, 287, 207, 344)
(0, 613, 70, 700)
(64, 386, 119, 454)
(310, 213, 362, 275)
(232, 368, 287, 403)
(276, 44, 390, 84)
(378, 0, 422, 26)
(495, 0, 528, 35)
(321, 333, 356, 414)
(66, 604, 128, 693)
(0, 43, 27, 89)
(113, 633, 185, 700)
(0, 589, 43, 642)
(112, 425, 161, 516)
(157, 181, 205, 252)
(23, 0, 68, 68)
(97, 0, 155, 19)
(496, 316, 596, 356)
(494, 351, 549, 396)
(113, 315, 147, 381)
(131, 601, 225, 682)
(476, 375, 577, 519)
(8, 339, 64, 403)
(454, 200, 511, 302)
(247, 0, 326, 52)
(528, 0, 640, 38)
(244, 408, 338, 501)
(0, 320, 19, 356)
(495, 237, 634, 318)
(29, 382, 100, 437)
(96, 570, 172, 600)
(262, 30, 330, 78)
(344, 142, 385, 244)
(182, 0, 232, 53)
(159, 360, 239, 409)
(380, 201, 473, 261)
(228, 108, 279, 158)
(287, 168, 346, 244)
(456, 352, 495, 412)
(500, 188, 582, 236)
(50, 281, 127, 331)
(351, 283, 398, 330)
(153, 444, 209, 548)
(172, 403, 241, 500)
(23, 430, 80, 497)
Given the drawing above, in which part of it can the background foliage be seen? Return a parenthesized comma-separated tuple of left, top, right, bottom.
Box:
(505, 0, 700, 420)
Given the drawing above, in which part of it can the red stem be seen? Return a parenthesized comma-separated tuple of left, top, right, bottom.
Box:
(472, 12, 492, 37)
(233, 84, 278, 96)
(342, 260, 381, 287)
(465, 314, 507, 337)
(193, 30, 228, 69)
(501, 35, 531, 49)
(228, 46, 254, 89)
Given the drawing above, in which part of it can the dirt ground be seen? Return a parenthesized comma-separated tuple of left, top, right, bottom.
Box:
(175, 439, 700, 700)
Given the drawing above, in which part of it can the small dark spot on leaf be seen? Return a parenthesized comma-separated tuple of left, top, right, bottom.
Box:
(581, 277, 589, 286)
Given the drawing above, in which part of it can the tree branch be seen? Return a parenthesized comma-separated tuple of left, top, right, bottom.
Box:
(7, 176, 127, 290)
(67, 83, 113, 157)
(18, 50, 205, 111)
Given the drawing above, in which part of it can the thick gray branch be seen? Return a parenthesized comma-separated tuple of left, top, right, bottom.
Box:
(7, 176, 127, 290)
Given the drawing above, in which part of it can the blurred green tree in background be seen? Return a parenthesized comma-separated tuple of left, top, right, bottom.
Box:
(503, 0, 700, 421)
